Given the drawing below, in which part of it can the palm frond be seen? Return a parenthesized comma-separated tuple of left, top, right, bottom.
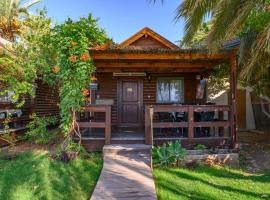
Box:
(206, 0, 257, 50)
(177, 0, 218, 45)
(0, 0, 41, 40)
(241, 22, 270, 79)
(21, 0, 40, 9)
(238, 29, 257, 65)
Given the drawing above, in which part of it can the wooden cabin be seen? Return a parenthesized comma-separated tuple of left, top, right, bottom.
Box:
(0, 37, 59, 143)
(78, 27, 238, 151)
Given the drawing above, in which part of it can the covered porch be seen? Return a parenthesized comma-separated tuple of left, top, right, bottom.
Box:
(75, 27, 238, 151)
(75, 51, 237, 151)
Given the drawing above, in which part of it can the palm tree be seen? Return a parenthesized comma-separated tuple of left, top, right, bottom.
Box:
(0, 0, 40, 41)
(152, 0, 270, 95)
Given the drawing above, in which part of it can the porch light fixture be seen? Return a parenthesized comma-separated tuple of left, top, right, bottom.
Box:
(113, 72, 146, 77)
(90, 75, 98, 82)
(147, 73, 151, 81)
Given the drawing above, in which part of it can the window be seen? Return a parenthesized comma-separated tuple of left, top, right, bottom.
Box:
(157, 78, 184, 103)
(0, 91, 14, 103)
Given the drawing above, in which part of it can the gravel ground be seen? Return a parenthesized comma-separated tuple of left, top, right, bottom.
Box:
(238, 131, 270, 173)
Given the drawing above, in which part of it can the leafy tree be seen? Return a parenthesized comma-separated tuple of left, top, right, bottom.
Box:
(179, 22, 212, 48)
(0, 9, 54, 106)
(0, 0, 40, 41)
(0, 9, 54, 145)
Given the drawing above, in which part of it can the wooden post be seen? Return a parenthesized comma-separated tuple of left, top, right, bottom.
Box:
(188, 106, 194, 138)
(145, 106, 153, 145)
(229, 55, 237, 148)
(105, 105, 111, 145)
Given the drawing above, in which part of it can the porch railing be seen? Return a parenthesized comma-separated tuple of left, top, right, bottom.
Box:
(78, 105, 111, 144)
(145, 105, 232, 146)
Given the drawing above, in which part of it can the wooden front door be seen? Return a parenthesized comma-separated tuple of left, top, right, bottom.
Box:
(118, 79, 143, 127)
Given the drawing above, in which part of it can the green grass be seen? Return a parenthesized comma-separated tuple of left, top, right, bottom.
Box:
(153, 165, 270, 200)
(0, 151, 103, 200)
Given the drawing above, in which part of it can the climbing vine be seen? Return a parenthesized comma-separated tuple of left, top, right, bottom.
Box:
(49, 15, 109, 147)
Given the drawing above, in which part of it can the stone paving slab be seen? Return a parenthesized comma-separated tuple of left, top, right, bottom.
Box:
(90, 145, 157, 200)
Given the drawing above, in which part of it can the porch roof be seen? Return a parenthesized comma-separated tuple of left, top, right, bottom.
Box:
(89, 27, 236, 73)
(89, 49, 235, 73)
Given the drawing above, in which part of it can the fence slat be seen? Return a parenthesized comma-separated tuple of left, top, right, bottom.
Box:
(105, 106, 111, 145)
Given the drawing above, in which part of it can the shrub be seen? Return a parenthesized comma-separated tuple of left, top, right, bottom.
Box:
(25, 114, 57, 144)
(153, 140, 187, 167)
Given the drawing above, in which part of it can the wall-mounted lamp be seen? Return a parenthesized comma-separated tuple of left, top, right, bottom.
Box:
(196, 74, 201, 80)
(147, 72, 151, 81)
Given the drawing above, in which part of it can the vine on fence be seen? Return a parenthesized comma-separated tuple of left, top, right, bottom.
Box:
(48, 15, 109, 150)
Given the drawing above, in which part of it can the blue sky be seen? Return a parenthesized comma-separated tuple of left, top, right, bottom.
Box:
(32, 0, 185, 44)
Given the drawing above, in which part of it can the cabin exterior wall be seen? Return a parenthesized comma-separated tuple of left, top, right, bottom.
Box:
(95, 72, 199, 125)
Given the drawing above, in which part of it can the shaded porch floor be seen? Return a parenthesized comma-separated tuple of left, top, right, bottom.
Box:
(80, 126, 192, 140)
(81, 127, 145, 140)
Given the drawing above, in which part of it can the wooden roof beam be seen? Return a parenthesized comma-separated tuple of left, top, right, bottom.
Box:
(96, 67, 208, 73)
(94, 61, 223, 68)
(90, 52, 232, 61)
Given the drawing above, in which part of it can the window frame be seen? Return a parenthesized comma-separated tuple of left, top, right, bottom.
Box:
(156, 77, 184, 104)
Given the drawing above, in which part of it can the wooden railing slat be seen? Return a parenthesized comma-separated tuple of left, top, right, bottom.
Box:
(153, 122, 188, 128)
(193, 105, 230, 112)
(105, 106, 111, 145)
(77, 122, 106, 128)
(188, 106, 194, 138)
(81, 105, 109, 112)
(193, 121, 231, 127)
(145, 106, 153, 145)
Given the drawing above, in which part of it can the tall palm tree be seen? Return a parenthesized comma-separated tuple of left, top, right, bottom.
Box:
(0, 0, 40, 41)
(152, 0, 270, 94)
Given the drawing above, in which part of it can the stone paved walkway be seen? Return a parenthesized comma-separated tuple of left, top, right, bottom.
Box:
(90, 145, 157, 200)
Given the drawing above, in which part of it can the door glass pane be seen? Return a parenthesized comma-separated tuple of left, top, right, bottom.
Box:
(170, 80, 182, 102)
(157, 80, 170, 102)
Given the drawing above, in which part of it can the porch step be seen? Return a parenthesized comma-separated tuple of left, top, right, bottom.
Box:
(103, 144, 152, 156)
(111, 138, 145, 144)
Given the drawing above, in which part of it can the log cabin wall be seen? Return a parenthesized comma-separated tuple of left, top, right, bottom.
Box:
(35, 80, 59, 117)
(129, 36, 170, 49)
(96, 72, 198, 125)
(95, 73, 118, 124)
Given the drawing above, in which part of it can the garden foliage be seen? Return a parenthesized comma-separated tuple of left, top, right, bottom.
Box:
(153, 140, 187, 167)
(25, 114, 57, 144)
(0, 10, 109, 147)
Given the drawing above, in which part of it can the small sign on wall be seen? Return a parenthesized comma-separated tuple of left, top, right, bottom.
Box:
(90, 83, 98, 90)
